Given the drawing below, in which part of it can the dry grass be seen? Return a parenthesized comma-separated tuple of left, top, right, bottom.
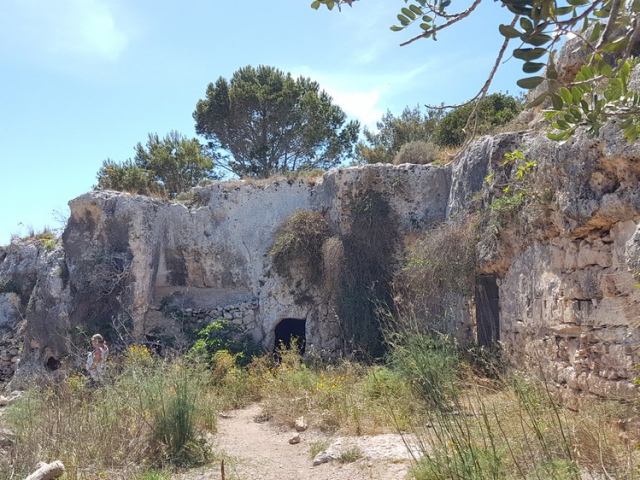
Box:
(407, 372, 640, 480)
(1, 342, 637, 479)
(213, 345, 424, 436)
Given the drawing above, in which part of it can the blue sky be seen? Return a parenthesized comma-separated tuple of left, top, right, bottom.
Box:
(0, 0, 524, 246)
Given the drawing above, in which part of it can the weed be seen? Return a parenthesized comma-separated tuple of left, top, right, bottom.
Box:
(309, 440, 330, 459)
(338, 446, 363, 463)
(393, 219, 476, 335)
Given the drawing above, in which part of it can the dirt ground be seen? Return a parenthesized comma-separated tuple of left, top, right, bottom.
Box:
(175, 404, 417, 480)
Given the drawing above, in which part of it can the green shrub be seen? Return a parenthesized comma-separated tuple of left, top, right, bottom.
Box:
(434, 93, 522, 148)
(147, 365, 210, 466)
(270, 209, 330, 284)
(392, 140, 440, 165)
(95, 158, 166, 197)
(387, 331, 460, 410)
(410, 445, 502, 480)
(188, 318, 263, 367)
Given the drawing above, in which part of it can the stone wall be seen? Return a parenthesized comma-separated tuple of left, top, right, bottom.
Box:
(450, 122, 640, 401)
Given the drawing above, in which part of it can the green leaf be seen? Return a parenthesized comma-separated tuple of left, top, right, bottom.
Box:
(499, 24, 521, 38)
(600, 62, 613, 77)
(620, 60, 631, 85)
(390, 25, 405, 31)
(397, 14, 411, 25)
(527, 92, 548, 108)
(520, 17, 534, 31)
(422, 15, 433, 21)
(420, 23, 431, 30)
(401, 7, 417, 20)
(579, 65, 595, 80)
(523, 33, 553, 47)
(593, 8, 610, 17)
(523, 62, 546, 73)
(556, 5, 574, 15)
(588, 23, 604, 42)
(623, 124, 640, 142)
(506, 4, 533, 15)
(409, 4, 423, 15)
(567, 0, 589, 6)
(572, 86, 584, 102)
(551, 93, 564, 110)
(569, 106, 583, 117)
(517, 76, 545, 89)
(546, 63, 558, 80)
(559, 87, 573, 105)
(513, 47, 548, 61)
(311, 0, 321, 9)
(600, 36, 629, 53)
(547, 131, 571, 141)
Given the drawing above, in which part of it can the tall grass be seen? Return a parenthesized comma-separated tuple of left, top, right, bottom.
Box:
(0, 346, 214, 479)
(0, 338, 637, 479)
(384, 329, 640, 480)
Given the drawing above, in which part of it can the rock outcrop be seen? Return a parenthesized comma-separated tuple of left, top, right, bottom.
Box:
(1, 164, 452, 384)
(1, 66, 639, 402)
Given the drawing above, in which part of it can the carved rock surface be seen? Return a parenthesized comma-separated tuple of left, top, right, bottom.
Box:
(1, 164, 451, 381)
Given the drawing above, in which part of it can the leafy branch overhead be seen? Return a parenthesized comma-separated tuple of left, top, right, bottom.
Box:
(312, 0, 640, 143)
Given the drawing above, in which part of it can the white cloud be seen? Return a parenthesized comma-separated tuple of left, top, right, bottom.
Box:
(0, 0, 128, 62)
(291, 64, 433, 128)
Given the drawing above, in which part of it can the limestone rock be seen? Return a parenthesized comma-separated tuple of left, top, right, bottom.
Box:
(294, 416, 307, 432)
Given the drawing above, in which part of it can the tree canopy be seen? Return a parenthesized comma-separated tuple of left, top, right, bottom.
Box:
(356, 105, 444, 164)
(193, 65, 360, 179)
(356, 96, 521, 163)
(434, 93, 523, 147)
(312, 0, 640, 143)
(95, 131, 216, 197)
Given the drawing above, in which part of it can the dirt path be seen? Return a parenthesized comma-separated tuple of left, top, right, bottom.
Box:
(176, 404, 416, 480)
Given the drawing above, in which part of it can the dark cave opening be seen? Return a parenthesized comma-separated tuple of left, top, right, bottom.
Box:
(274, 318, 306, 354)
(45, 356, 61, 371)
(476, 274, 500, 347)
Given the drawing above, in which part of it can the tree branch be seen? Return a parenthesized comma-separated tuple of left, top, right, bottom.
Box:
(400, 0, 484, 47)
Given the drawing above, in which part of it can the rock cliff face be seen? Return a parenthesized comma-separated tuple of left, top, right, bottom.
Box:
(1, 90, 639, 401)
(0, 164, 451, 384)
(449, 123, 640, 402)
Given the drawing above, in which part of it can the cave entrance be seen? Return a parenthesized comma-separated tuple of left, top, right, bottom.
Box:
(475, 275, 500, 347)
(274, 318, 306, 354)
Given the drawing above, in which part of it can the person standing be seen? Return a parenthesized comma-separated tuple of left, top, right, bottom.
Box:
(86, 334, 109, 383)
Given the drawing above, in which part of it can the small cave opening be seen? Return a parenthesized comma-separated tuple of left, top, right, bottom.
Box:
(274, 318, 306, 354)
(45, 356, 61, 371)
